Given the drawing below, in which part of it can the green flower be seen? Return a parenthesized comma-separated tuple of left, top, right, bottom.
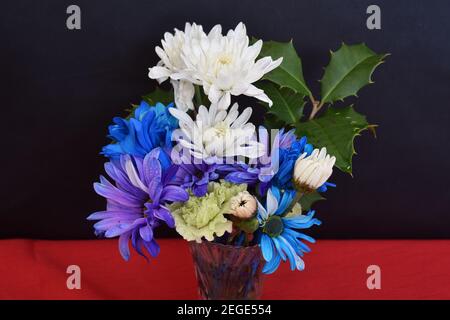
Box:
(171, 180, 247, 242)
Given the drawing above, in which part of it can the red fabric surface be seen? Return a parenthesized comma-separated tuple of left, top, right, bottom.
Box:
(0, 239, 449, 299)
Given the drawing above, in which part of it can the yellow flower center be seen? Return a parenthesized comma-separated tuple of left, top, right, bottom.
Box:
(218, 54, 232, 65)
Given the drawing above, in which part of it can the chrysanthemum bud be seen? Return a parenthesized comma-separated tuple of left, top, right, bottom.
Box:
(229, 191, 257, 219)
(293, 147, 336, 192)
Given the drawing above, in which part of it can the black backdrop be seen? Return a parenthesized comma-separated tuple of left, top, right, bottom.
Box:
(1, 0, 449, 239)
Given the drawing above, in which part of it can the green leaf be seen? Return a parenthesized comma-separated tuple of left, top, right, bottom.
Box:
(142, 87, 174, 105)
(125, 103, 139, 119)
(299, 191, 326, 212)
(259, 40, 312, 97)
(124, 87, 174, 119)
(264, 113, 290, 130)
(296, 106, 371, 174)
(320, 43, 388, 104)
(258, 82, 305, 125)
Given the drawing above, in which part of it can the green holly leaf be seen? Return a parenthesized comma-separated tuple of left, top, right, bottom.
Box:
(300, 191, 326, 212)
(258, 81, 305, 125)
(264, 113, 290, 131)
(142, 87, 174, 105)
(320, 43, 388, 104)
(259, 40, 312, 97)
(125, 103, 139, 119)
(124, 87, 174, 119)
(296, 106, 372, 174)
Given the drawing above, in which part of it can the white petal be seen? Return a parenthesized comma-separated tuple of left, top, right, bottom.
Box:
(231, 107, 252, 129)
(208, 24, 222, 39)
(197, 105, 210, 125)
(266, 188, 279, 216)
(124, 158, 148, 193)
(208, 85, 222, 104)
(243, 84, 273, 106)
(244, 40, 263, 62)
(257, 200, 269, 221)
(224, 103, 239, 125)
(148, 66, 171, 81)
(217, 91, 231, 110)
(208, 102, 219, 124)
(169, 107, 195, 127)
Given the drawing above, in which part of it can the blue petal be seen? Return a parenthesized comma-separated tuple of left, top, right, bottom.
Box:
(135, 101, 151, 119)
(260, 234, 274, 261)
(262, 253, 281, 274)
(270, 187, 281, 204)
(283, 212, 322, 229)
(304, 143, 313, 155)
(275, 189, 295, 215)
(272, 237, 287, 261)
(101, 143, 123, 158)
(278, 235, 300, 271)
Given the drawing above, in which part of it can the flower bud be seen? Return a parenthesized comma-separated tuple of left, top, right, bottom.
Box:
(293, 147, 336, 192)
(229, 191, 257, 219)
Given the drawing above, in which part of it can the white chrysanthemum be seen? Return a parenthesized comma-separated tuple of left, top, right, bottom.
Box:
(293, 148, 336, 191)
(148, 22, 205, 82)
(182, 22, 283, 110)
(148, 23, 206, 111)
(169, 102, 264, 162)
(149, 22, 283, 111)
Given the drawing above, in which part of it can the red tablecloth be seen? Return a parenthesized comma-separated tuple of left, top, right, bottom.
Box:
(0, 239, 449, 299)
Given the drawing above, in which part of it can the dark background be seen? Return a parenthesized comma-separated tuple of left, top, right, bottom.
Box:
(1, 0, 449, 239)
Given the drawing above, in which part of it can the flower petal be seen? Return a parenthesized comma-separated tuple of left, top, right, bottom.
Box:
(139, 225, 153, 242)
(266, 188, 279, 216)
(260, 234, 274, 261)
(118, 232, 131, 261)
(262, 253, 281, 274)
(257, 199, 268, 221)
(155, 207, 175, 228)
(161, 185, 189, 202)
(143, 239, 160, 257)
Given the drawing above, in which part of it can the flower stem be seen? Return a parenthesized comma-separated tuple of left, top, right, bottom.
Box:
(285, 191, 304, 215)
(194, 85, 203, 107)
(309, 98, 323, 120)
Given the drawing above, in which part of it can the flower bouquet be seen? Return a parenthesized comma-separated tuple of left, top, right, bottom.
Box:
(88, 22, 387, 300)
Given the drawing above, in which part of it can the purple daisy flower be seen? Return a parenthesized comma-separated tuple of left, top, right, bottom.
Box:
(87, 148, 189, 261)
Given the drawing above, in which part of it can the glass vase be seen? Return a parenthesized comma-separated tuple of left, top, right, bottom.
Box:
(189, 241, 264, 300)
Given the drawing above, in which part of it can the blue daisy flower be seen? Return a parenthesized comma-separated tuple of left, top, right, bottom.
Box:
(257, 187, 321, 274)
(102, 101, 178, 159)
